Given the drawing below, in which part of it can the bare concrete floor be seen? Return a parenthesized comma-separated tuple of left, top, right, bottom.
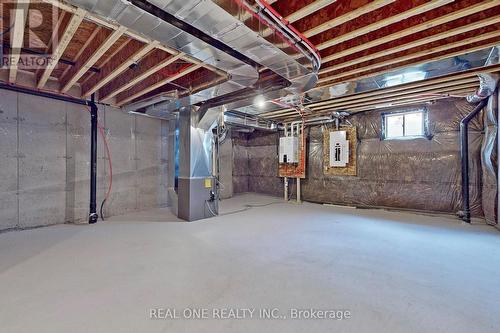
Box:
(0, 193, 499, 333)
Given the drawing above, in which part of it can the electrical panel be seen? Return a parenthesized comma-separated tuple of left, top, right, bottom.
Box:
(329, 131, 349, 167)
(279, 136, 299, 164)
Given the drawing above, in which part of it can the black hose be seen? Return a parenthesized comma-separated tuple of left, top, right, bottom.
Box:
(100, 199, 107, 221)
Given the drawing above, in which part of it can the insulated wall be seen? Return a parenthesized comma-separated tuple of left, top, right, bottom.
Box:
(0, 89, 169, 232)
(235, 98, 490, 216)
(232, 132, 250, 194)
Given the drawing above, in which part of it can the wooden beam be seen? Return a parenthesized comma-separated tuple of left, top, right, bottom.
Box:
(41, 0, 226, 79)
(79, 37, 131, 88)
(298, 79, 478, 114)
(286, 0, 337, 23)
(320, 15, 500, 75)
(99, 51, 184, 101)
(280, 90, 476, 121)
(321, 0, 500, 64)
(303, 0, 395, 38)
(277, 86, 478, 121)
(318, 32, 500, 85)
(316, 0, 454, 51)
(262, 63, 500, 117)
(44, 10, 68, 54)
(9, 0, 30, 83)
(60, 26, 126, 92)
(115, 64, 203, 106)
(59, 25, 101, 80)
(310, 81, 478, 112)
(81, 40, 158, 97)
(36, 7, 86, 88)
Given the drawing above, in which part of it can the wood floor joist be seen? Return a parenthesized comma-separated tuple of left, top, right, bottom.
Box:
(315, 0, 454, 51)
(303, 0, 395, 38)
(261, 63, 500, 118)
(318, 36, 500, 87)
(269, 82, 478, 120)
(319, 14, 500, 76)
(320, 1, 500, 64)
(285, 0, 338, 23)
(278, 87, 477, 122)
(8, 0, 30, 83)
(286, 90, 477, 121)
(115, 64, 203, 106)
(60, 26, 127, 93)
(81, 40, 158, 97)
(37, 7, 86, 89)
(309, 82, 478, 112)
(99, 51, 185, 102)
(59, 25, 101, 81)
(41, 0, 226, 80)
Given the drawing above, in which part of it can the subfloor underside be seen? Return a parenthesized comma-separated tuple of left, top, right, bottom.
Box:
(0, 193, 499, 332)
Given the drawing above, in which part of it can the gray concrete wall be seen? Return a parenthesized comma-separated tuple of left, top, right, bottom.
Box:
(0, 89, 168, 231)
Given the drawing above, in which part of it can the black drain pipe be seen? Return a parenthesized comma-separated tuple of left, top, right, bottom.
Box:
(0, 84, 104, 224)
(88, 94, 99, 224)
(459, 99, 488, 223)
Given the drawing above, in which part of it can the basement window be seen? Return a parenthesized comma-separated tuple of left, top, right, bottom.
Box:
(382, 109, 429, 140)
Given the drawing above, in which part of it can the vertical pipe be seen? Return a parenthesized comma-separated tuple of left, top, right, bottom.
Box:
(460, 99, 488, 223)
(283, 123, 288, 200)
(296, 177, 301, 203)
(284, 177, 288, 201)
(88, 94, 98, 224)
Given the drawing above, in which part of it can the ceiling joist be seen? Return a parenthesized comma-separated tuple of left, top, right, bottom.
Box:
(115, 63, 203, 106)
(8, 0, 30, 83)
(99, 51, 185, 102)
(278, 86, 478, 122)
(81, 40, 158, 97)
(320, 15, 500, 76)
(37, 7, 86, 89)
(60, 26, 127, 93)
(315, 0, 454, 51)
(320, 1, 500, 64)
(286, 0, 338, 23)
(262, 63, 500, 118)
(319, 36, 500, 87)
(303, 0, 395, 38)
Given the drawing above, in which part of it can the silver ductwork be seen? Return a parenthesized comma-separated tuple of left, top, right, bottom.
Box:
(66, 0, 319, 115)
(65, 0, 259, 108)
(467, 73, 499, 103)
(65, 0, 320, 221)
(177, 106, 219, 221)
(224, 110, 279, 131)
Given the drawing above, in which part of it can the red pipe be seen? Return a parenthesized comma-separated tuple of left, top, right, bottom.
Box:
(232, 0, 321, 67)
(257, 0, 320, 59)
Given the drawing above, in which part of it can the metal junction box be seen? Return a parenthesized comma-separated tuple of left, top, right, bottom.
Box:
(329, 130, 349, 167)
(279, 136, 299, 164)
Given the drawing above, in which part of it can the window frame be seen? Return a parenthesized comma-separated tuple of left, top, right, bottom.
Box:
(381, 108, 430, 140)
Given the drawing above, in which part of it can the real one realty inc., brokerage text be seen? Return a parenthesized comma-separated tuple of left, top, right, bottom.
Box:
(149, 307, 352, 320)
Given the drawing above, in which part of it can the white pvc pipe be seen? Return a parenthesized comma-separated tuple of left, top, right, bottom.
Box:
(284, 177, 288, 201)
(297, 177, 301, 203)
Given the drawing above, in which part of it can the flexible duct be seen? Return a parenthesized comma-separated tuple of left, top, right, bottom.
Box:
(459, 73, 498, 222)
(466, 73, 499, 103)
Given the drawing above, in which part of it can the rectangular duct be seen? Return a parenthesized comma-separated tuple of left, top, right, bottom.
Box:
(177, 106, 219, 221)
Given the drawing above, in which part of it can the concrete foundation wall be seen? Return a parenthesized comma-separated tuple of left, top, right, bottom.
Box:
(0, 89, 168, 231)
(232, 99, 494, 217)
